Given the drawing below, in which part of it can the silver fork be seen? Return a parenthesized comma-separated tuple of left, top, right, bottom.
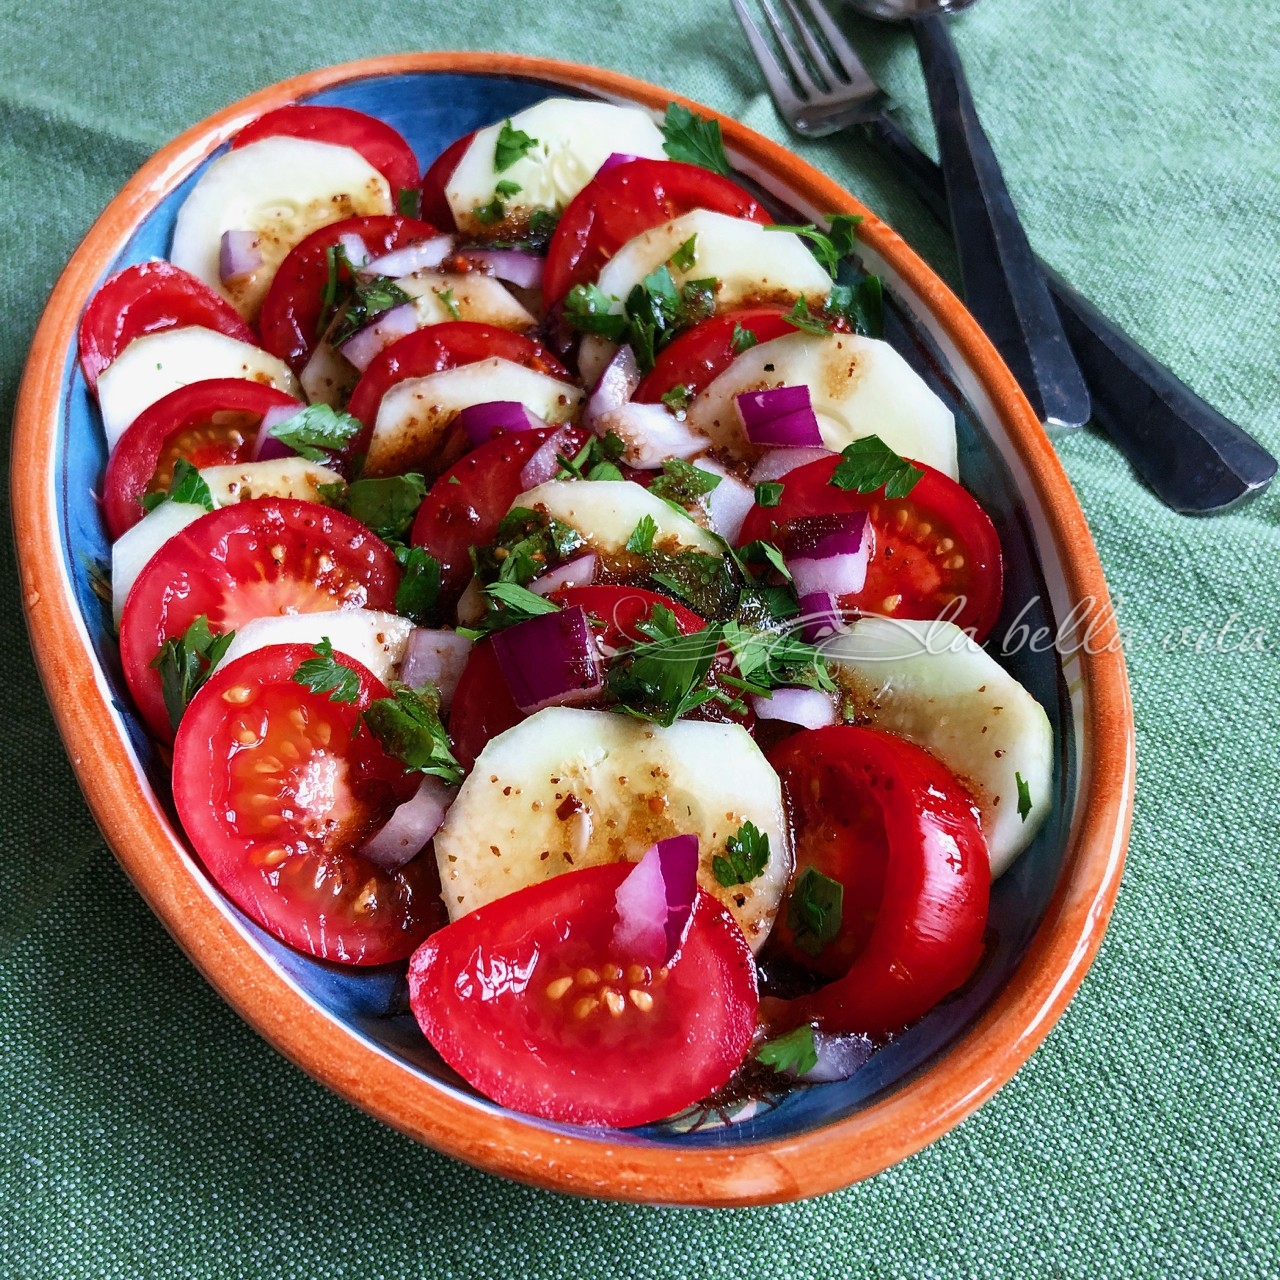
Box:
(731, 0, 887, 135)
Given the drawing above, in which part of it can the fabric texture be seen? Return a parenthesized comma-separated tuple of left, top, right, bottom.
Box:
(2, 0, 1278, 1274)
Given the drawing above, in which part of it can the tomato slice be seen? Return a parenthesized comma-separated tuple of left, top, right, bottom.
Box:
(542, 160, 772, 306)
(409, 425, 591, 600)
(632, 306, 799, 405)
(232, 105, 421, 197)
(174, 643, 442, 964)
(346, 321, 570, 432)
(102, 378, 303, 539)
(119, 497, 399, 742)
(419, 130, 475, 231)
(737, 456, 1004, 643)
(407, 862, 759, 1126)
(258, 214, 440, 370)
(78, 261, 255, 392)
(763, 726, 990, 1037)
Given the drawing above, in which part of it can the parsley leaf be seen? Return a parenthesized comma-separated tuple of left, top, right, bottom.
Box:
(625, 514, 658, 556)
(785, 294, 833, 337)
(140, 458, 214, 515)
(788, 867, 844, 957)
(397, 187, 421, 218)
(648, 458, 722, 506)
(731, 322, 759, 354)
(323, 473, 427, 543)
(738, 538, 792, 582)
(1016, 771, 1033, 822)
(494, 119, 538, 172)
(766, 215, 863, 277)
(754, 480, 784, 508)
(482, 209, 559, 253)
(669, 234, 699, 272)
(149, 615, 234, 732)
(712, 820, 770, 886)
(605, 621, 733, 727)
(562, 283, 628, 342)
(721, 621, 835, 692)
(557, 431, 626, 483)
(458, 580, 562, 641)
(827, 274, 885, 339)
(269, 403, 362, 462)
(646, 547, 740, 618)
(395, 545, 442, 626)
(436, 287, 460, 320)
(829, 434, 924, 499)
(363, 681, 463, 785)
(319, 245, 411, 345)
(473, 507, 585, 587)
(472, 196, 507, 226)
(661, 102, 731, 177)
(661, 384, 692, 413)
(755, 1025, 819, 1077)
(292, 637, 360, 704)
(494, 178, 521, 197)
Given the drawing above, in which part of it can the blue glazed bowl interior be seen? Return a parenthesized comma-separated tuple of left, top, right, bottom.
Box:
(56, 70, 1075, 1148)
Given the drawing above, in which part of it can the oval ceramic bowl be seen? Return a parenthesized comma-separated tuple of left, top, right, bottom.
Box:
(12, 53, 1134, 1205)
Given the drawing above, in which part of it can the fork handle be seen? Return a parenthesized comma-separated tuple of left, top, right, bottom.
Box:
(863, 114, 1277, 513)
(912, 14, 1091, 431)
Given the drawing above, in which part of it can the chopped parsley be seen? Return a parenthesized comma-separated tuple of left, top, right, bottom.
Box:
(754, 480, 784, 507)
(292, 637, 360, 704)
(669, 234, 699, 272)
(661, 383, 692, 414)
(268, 403, 362, 463)
(765, 215, 862, 277)
(647, 458, 722, 507)
(1016, 771, 1033, 822)
(712, 820, 770, 887)
(472, 196, 507, 226)
(481, 209, 559, 253)
(755, 1025, 818, 1077)
(788, 867, 844, 957)
(829, 434, 923, 499)
(661, 102, 731, 177)
(731, 322, 759, 354)
(828, 274, 885, 339)
(721, 621, 834, 692)
(785, 294, 834, 337)
(556, 431, 626, 483)
(472, 506, 585, 587)
(317, 244, 411, 344)
(457, 580, 562, 641)
(140, 458, 213, 515)
(625, 514, 658, 556)
(320, 473, 427, 543)
(494, 119, 538, 172)
(394, 545, 443, 626)
(149, 615, 234, 732)
(363, 681, 463, 785)
(494, 179, 522, 197)
(646, 546, 739, 618)
(436, 287, 460, 320)
(397, 187, 421, 218)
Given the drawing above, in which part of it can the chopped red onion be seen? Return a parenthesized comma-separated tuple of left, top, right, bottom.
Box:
(597, 402, 708, 470)
(490, 605, 602, 713)
(750, 687, 838, 729)
(338, 302, 420, 372)
(465, 248, 545, 290)
(518, 423, 576, 489)
(797, 590, 845, 644)
(399, 628, 472, 712)
(529, 553, 598, 596)
(597, 152, 641, 175)
(612, 834, 700, 965)
(457, 401, 547, 450)
(583, 344, 641, 432)
(359, 775, 454, 871)
(736, 385, 823, 448)
(337, 233, 371, 269)
(801, 1031, 876, 1083)
(252, 403, 305, 462)
(219, 230, 262, 282)
(749, 446, 834, 484)
(785, 513, 873, 599)
(577, 334, 618, 387)
(362, 235, 454, 277)
(696, 460, 755, 541)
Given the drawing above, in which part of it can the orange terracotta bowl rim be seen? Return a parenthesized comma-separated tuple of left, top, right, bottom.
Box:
(12, 52, 1134, 1205)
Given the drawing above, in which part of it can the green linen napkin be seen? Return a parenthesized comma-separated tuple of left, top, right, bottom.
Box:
(2, 0, 1277, 1275)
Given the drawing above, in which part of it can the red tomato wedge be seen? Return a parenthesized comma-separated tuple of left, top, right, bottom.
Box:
(407, 862, 759, 1126)
(419, 130, 475, 230)
(409, 425, 591, 601)
(174, 643, 443, 965)
(737, 455, 1004, 644)
(232, 105, 420, 197)
(764, 726, 990, 1038)
(258, 214, 440, 370)
(633, 306, 799, 405)
(78, 261, 254, 392)
(119, 498, 399, 742)
(542, 160, 772, 306)
(346, 321, 569, 431)
(102, 378, 302, 539)
(448, 586, 706, 771)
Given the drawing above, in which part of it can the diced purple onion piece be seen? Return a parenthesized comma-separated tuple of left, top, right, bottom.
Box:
(583, 344, 641, 431)
(612, 833, 700, 965)
(359, 775, 454, 871)
(489, 604, 603, 714)
(465, 248, 545, 290)
(736, 384, 823, 448)
(597, 152, 641, 175)
(338, 302, 420, 372)
(338, 233, 371, 269)
(749, 687, 838, 730)
(577, 334, 618, 388)
(797, 590, 845, 645)
(749, 446, 834, 484)
(456, 400, 547, 450)
(785, 512, 873, 599)
(518, 423, 576, 489)
(529, 553, 598, 597)
(252, 403, 305, 461)
(219, 230, 262, 283)
(362, 235, 454, 277)
(597, 401, 707, 470)
(696, 461, 754, 541)
(801, 1032, 877, 1083)
(399, 628, 473, 712)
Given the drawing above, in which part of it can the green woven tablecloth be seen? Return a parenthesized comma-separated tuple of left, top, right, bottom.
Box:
(3, 0, 1278, 1273)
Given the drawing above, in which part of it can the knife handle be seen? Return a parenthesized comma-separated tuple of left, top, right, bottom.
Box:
(864, 114, 1277, 512)
(912, 13, 1092, 431)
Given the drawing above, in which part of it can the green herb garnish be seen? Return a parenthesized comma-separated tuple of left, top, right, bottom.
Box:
(1016, 771, 1033, 822)
(472, 506, 585, 587)
(829, 434, 924, 499)
(458, 580, 562, 641)
(363, 681, 463, 785)
(648, 458, 722, 507)
(149, 615, 234, 731)
(625, 514, 658, 556)
(661, 102, 731, 177)
(269, 403, 362, 463)
(320, 473, 427, 543)
(605, 614, 737, 727)
(784, 294, 833, 337)
(669, 234, 699, 272)
(712, 820, 770, 887)
(494, 179, 522, 197)
(292, 636, 361, 704)
(731, 322, 759, 354)
(394, 545, 443, 626)
(140, 458, 214, 515)
(661, 384, 692, 413)
(436, 287, 460, 320)
(766, 215, 862, 277)
(494, 119, 538, 172)
(755, 1025, 819, 1076)
(788, 867, 844, 957)
(754, 481, 784, 508)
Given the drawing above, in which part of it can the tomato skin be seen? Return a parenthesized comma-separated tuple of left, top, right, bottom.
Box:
(346, 321, 570, 433)
(232, 105, 421, 195)
(174, 643, 443, 965)
(409, 425, 591, 600)
(419, 130, 474, 230)
(408, 862, 759, 1126)
(119, 497, 399, 742)
(258, 214, 440, 369)
(78, 261, 255, 391)
(764, 726, 990, 1038)
(102, 378, 303, 539)
(633, 306, 798, 405)
(542, 160, 772, 306)
(737, 456, 1004, 644)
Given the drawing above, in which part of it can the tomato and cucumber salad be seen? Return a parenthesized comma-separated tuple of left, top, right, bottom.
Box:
(80, 92, 1054, 1131)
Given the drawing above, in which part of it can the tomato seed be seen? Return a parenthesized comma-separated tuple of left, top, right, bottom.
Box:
(222, 685, 253, 705)
(544, 977, 573, 1001)
(626, 964, 649, 985)
(628, 989, 654, 1012)
(602, 989, 625, 1017)
(576, 967, 599, 986)
(602, 963, 623, 982)
(572, 996, 598, 1020)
